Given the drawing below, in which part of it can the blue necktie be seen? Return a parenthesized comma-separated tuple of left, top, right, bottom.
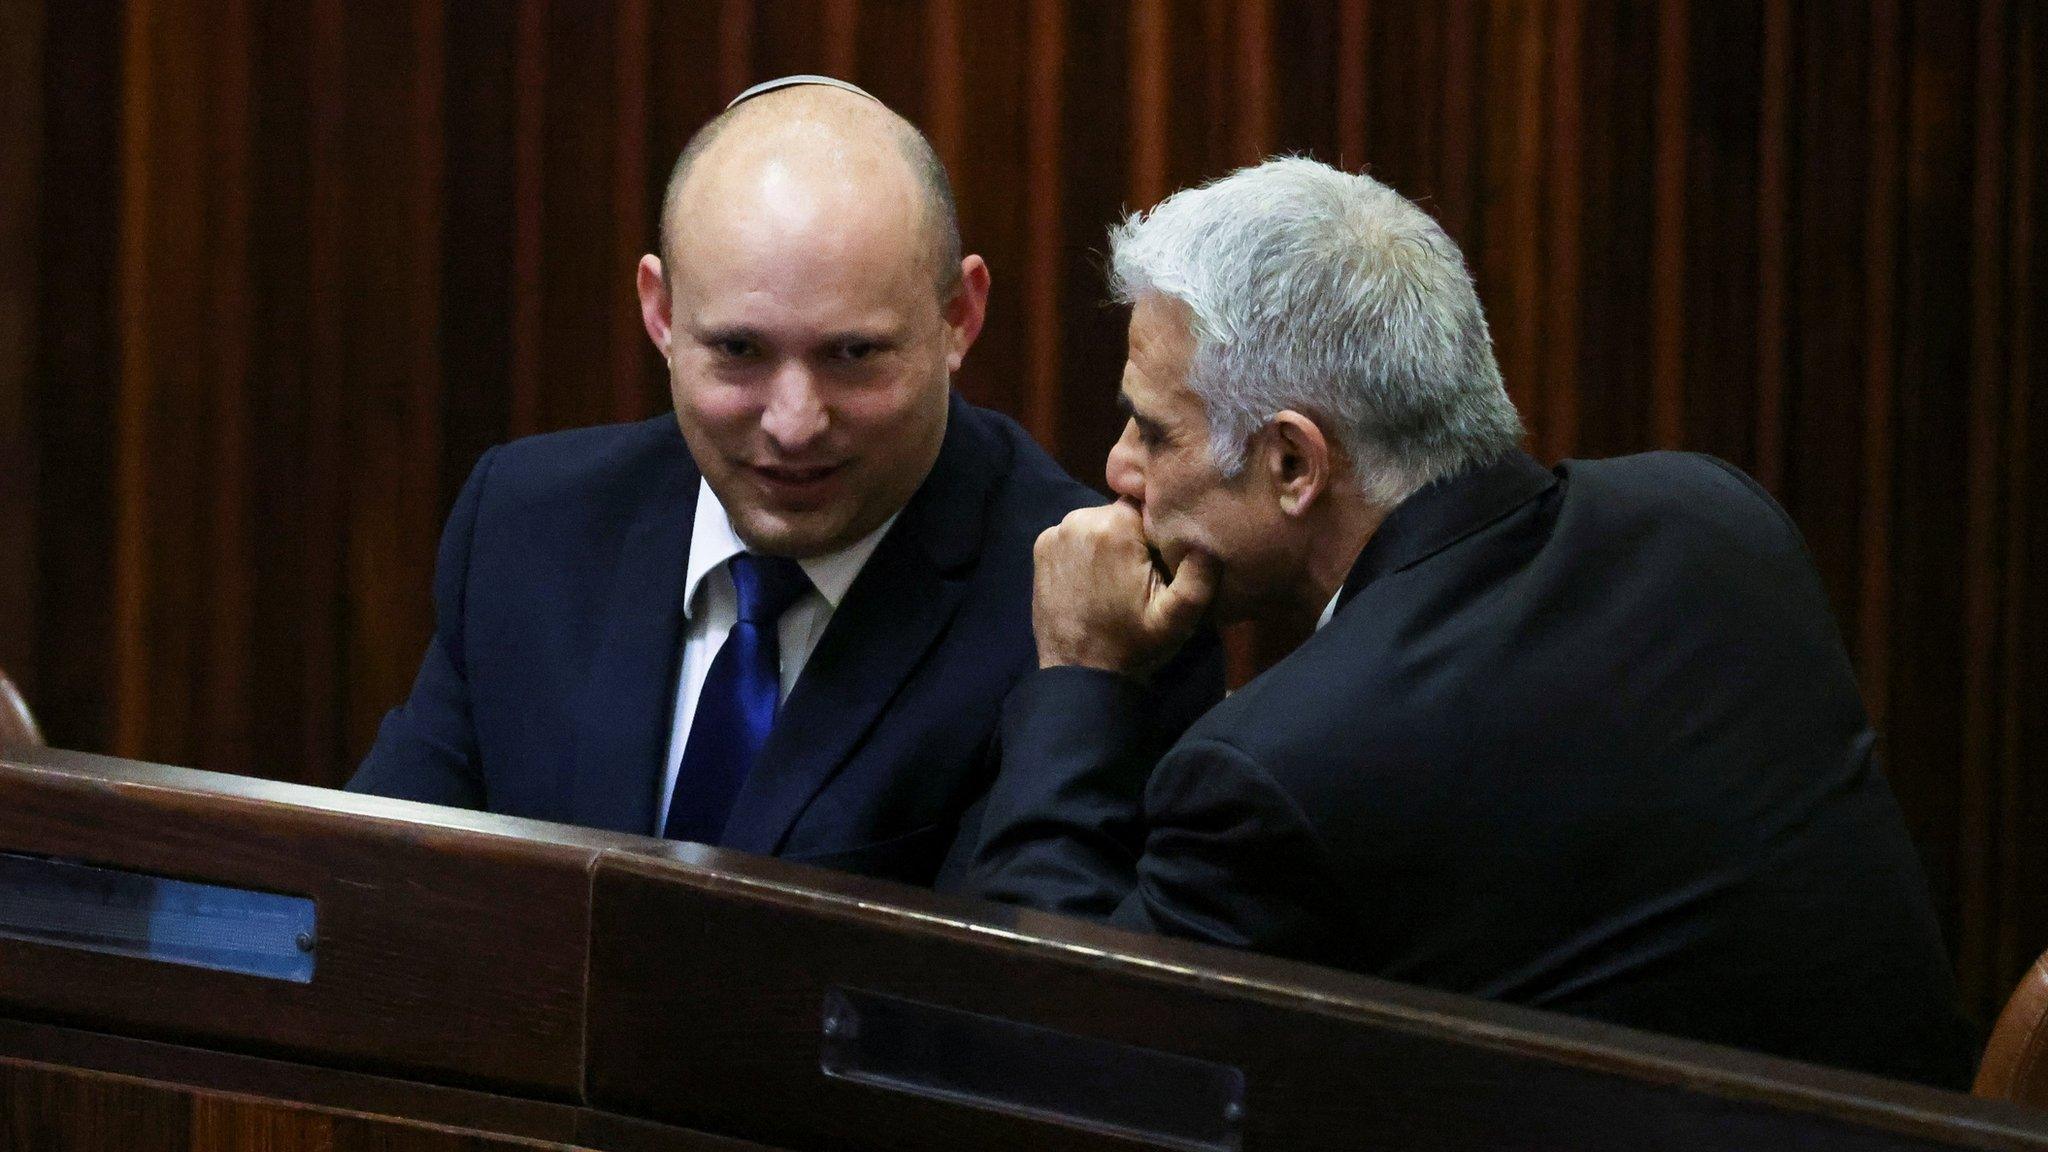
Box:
(665, 553, 813, 844)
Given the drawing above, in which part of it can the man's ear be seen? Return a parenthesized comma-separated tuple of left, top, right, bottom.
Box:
(1262, 410, 1334, 518)
(637, 254, 673, 360)
(943, 254, 992, 371)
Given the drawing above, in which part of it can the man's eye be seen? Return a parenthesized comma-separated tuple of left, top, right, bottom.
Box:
(835, 340, 882, 361)
(711, 338, 758, 359)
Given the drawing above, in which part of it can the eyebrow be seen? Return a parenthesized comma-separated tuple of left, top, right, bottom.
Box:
(694, 324, 764, 345)
(1117, 391, 1169, 441)
(692, 324, 902, 348)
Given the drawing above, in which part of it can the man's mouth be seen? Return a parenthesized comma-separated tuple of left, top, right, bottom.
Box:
(1145, 541, 1172, 582)
(749, 462, 846, 496)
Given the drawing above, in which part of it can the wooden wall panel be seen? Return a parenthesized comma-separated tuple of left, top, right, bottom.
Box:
(1, 1057, 590, 1150)
(8, 0, 2046, 1026)
(28, 0, 124, 760)
(0, 0, 39, 708)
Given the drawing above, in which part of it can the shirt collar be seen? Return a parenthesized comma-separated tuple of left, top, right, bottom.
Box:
(684, 479, 898, 618)
(1315, 586, 1343, 632)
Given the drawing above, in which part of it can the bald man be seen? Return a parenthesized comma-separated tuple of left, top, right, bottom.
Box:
(349, 82, 1221, 885)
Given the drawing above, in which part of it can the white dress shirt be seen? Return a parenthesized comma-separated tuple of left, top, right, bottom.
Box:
(656, 478, 896, 832)
(1317, 585, 1344, 631)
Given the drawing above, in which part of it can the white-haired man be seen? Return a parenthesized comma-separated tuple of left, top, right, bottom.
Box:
(969, 157, 1976, 1087)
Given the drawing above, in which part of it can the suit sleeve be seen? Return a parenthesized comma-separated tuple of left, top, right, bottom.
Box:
(1107, 738, 1340, 960)
(344, 447, 498, 807)
(966, 667, 1166, 915)
(972, 665, 1341, 960)
(943, 626, 1224, 901)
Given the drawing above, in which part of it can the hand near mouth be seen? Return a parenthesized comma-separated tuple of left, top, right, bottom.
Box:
(1030, 501, 1219, 678)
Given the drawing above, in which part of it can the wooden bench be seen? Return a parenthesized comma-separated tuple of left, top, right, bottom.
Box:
(2, 745, 2043, 1150)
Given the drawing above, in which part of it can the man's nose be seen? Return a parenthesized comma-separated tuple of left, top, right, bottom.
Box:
(1105, 419, 1145, 503)
(760, 364, 828, 452)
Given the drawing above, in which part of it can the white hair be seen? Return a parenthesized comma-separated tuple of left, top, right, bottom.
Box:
(1108, 156, 1524, 506)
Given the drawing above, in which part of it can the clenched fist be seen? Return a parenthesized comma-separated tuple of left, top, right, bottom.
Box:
(1031, 501, 1219, 677)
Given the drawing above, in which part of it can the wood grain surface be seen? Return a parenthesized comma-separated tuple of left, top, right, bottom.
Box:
(0, 747, 600, 1097)
(585, 845, 2048, 1151)
(1, 1055, 587, 1151)
(2, 749, 2046, 1150)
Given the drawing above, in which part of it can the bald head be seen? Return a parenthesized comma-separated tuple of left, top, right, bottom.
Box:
(658, 86, 963, 298)
(634, 82, 991, 559)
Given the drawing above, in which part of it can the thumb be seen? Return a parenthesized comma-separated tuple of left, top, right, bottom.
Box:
(1151, 550, 1221, 634)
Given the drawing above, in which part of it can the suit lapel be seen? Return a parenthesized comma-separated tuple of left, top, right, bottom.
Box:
(721, 395, 1001, 856)
(565, 436, 700, 835)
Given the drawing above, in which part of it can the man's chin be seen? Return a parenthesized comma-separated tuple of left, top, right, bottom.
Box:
(729, 508, 862, 560)
(1204, 586, 1260, 628)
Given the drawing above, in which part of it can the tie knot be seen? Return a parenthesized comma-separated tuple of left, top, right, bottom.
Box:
(728, 553, 812, 625)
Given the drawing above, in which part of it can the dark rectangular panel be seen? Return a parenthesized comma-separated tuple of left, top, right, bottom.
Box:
(0, 853, 317, 983)
(819, 986, 1245, 1152)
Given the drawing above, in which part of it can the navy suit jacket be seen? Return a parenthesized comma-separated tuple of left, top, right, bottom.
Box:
(350, 393, 1221, 886)
(974, 450, 1977, 1087)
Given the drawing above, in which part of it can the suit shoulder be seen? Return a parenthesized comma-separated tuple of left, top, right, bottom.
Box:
(1557, 451, 1802, 557)
(472, 415, 687, 508)
(960, 401, 1100, 528)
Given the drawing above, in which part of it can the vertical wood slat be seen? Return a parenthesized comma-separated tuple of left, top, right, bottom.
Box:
(0, 0, 43, 695)
(1995, 0, 2037, 986)
(924, 0, 964, 178)
(717, 0, 754, 96)
(112, 0, 158, 757)
(1960, 0, 2010, 999)
(301, 0, 348, 780)
(1649, 0, 1687, 450)
(1753, 0, 1790, 493)
(1541, 0, 1583, 461)
(1233, 0, 1274, 165)
(407, 0, 448, 743)
(1478, 1, 1545, 428)
(1435, 0, 1477, 245)
(113, 0, 242, 764)
(1129, 0, 1169, 208)
(333, 0, 448, 766)
(1859, 0, 1902, 731)
(1201, 0, 1231, 171)
(1892, 0, 1982, 1002)
(1336, 0, 1370, 167)
(1022, 0, 1065, 453)
(824, 0, 858, 77)
(509, 0, 545, 440)
(203, 0, 254, 770)
(24, 1, 122, 753)
(435, 0, 518, 507)
(610, 0, 650, 424)
(1049, 0, 1134, 482)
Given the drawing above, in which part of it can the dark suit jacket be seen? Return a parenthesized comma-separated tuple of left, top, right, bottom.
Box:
(350, 393, 1221, 886)
(973, 449, 1978, 1087)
